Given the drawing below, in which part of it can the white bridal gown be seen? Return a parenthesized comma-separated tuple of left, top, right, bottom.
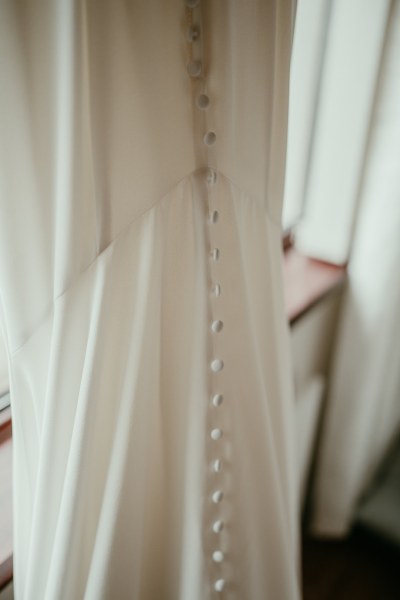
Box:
(0, 1, 300, 598)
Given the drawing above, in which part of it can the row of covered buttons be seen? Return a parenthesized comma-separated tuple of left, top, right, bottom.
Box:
(204, 95, 226, 597)
(185, 1, 217, 151)
(185, 0, 226, 593)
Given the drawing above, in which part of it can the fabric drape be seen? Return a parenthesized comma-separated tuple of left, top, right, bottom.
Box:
(285, 0, 391, 263)
(0, 1, 300, 598)
(311, 0, 400, 536)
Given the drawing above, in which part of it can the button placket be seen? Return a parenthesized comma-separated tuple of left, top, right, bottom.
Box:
(206, 168, 228, 594)
(184, 1, 230, 594)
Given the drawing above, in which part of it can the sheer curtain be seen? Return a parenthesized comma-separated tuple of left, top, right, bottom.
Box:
(311, 0, 400, 536)
(285, 0, 391, 262)
(284, 0, 400, 536)
(282, 0, 331, 231)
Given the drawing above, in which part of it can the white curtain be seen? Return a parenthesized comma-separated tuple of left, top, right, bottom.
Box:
(282, 0, 331, 231)
(309, 0, 400, 536)
(285, 0, 391, 263)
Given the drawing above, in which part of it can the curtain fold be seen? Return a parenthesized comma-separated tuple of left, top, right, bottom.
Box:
(286, 0, 391, 264)
(311, 0, 400, 536)
(283, 0, 331, 230)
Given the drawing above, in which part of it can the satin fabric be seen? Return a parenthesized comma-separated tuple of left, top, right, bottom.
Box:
(0, 1, 300, 598)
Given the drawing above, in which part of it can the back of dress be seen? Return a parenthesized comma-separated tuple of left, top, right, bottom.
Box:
(0, 1, 300, 598)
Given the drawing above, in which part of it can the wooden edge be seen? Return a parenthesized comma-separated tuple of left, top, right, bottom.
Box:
(0, 554, 12, 590)
(289, 279, 345, 326)
(0, 407, 11, 434)
(0, 423, 11, 446)
(284, 248, 347, 326)
(0, 415, 13, 589)
(283, 230, 294, 251)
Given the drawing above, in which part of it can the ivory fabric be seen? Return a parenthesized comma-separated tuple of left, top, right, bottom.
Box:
(311, 0, 400, 537)
(0, 1, 300, 598)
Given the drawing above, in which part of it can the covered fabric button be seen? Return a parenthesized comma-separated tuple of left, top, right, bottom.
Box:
(206, 168, 218, 185)
(211, 320, 223, 333)
(185, 0, 200, 7)
(212, 459, 223, 472)
(212, 551, 224, 563)
(210, 248, 220, 261)
(212, 283, 222, 297)
(187, 60, 202, 77)
(212, 394, 224, 407)
(212, 520, 224, 533)
(212, 490, 224, 503)
(211, 428, 223, 440)
(211, 359, 224, 372)
(203, 131, 217, 146)
(186, 26, 199, 42)
(209, 210, 219, 224)
(214, 579, 225, 592)
(196, 94, 210, 109)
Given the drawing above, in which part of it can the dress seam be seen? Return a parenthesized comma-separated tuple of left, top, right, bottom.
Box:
(9, 168, 275, 356)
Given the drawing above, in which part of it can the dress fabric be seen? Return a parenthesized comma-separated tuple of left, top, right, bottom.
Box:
(0, 1, 300, 599)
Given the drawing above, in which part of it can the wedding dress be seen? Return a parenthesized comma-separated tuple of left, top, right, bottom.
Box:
(0, 1, 300, 598)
